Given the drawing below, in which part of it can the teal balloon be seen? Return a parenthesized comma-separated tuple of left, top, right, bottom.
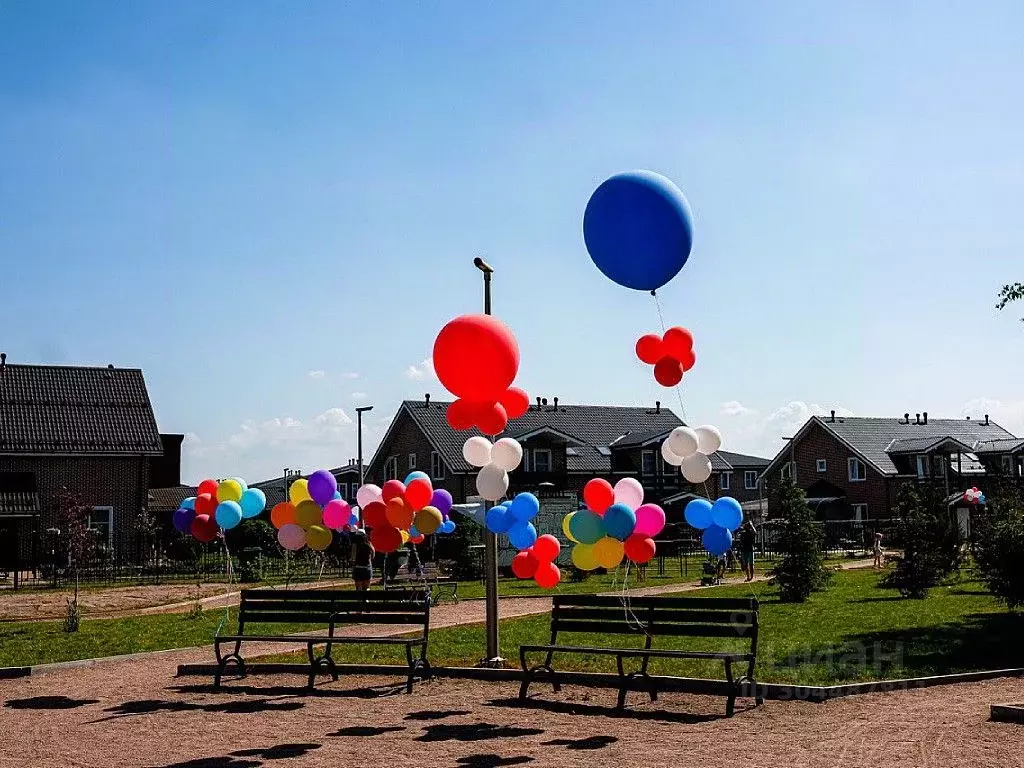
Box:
(602, 503, 637, 541)
(509, 492, 540, 522)
(239, 488, 266, 519)
(333, 490, 343, 500)
(181, 497, 196, 511)
(711, 497, 743, 530)
(215, 500, 243, 530)
(685, 498, 714, 530)
(569, 509, 605, 545)
(405, 471, 430, 485)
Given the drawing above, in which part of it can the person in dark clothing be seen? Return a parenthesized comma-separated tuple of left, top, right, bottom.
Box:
(737, 520, 757, 582)
(350, 530, 375, 591)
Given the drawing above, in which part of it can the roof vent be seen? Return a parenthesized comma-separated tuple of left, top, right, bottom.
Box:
(830, 409, 836, 423)
(903, 412, 910, 424)
(0, 352, 6, 372)
(915, 413, 921, 425)
(552, 397, 559, 412)
(541, 397, 548, 406)
(985, 414, 990, 426)
(535, 396, 542, 411)
(923, 411, 928, 425)
(424, 393, 430, 407)
(655, 400, 661, 414)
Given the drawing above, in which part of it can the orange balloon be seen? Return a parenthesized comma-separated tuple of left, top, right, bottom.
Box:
(405, 478, 433, 511)
(270, 502, 297, 529)
(385, 497, 414, 529)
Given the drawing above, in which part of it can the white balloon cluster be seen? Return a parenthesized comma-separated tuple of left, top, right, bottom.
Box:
(463, 436, 524, 502)
(661, 425, 723, 483)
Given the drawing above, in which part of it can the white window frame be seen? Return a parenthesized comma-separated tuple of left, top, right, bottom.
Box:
(848, 457, 867, 482)
(532, 448, 553, 473)
(816, 459, 827, 473)
(384, 456, 398, 481)
(431, 451, 445, 481)
(87, 506, 114, 549)
(720, 471, 731, 490)
(336, 482, 348, 500)
(852, 503, 868, 522)
(661, 454, 674, 476)
(641, 450, 656, 476)
(780, 462, 793, 480)
(744, 471, 758, 490)
(408, 453, 417, 470)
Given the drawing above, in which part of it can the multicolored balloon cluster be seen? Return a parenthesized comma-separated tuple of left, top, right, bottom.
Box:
(173, 477, 267, 543)
(463, 436, 524, 502)
(636, 326, 697, 387)
(356, 473, 456, 554)
(563, 478, 665, 571)
(685, 496, 743, 557)
(433, 314, 529, 435)
(661, 425, 722, 484)
(963, 486, 986, 505)
(484, 491, 560, 588)
(270, 470, 357, 552)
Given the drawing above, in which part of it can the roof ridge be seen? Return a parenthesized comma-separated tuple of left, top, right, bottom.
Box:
(0, 362, 145, 373)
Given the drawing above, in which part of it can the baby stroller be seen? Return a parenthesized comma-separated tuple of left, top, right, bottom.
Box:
(700, 555, 724, 586)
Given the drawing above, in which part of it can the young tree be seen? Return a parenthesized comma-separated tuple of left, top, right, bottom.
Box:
(881, 482, 962, 598)
(973, 481, 1024, 610)
(996, 282, 1024, 321)
(770, 478, 832, 602)
(55, 490, 98, 632)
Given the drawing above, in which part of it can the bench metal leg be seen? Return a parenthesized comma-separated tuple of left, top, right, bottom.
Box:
(724, 657, 736, 717)
(519, 649, 559, 701)
(405, 642, 431, 693)
(214, 640, 245, 688)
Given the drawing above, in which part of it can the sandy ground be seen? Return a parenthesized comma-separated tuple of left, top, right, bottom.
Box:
(1, 654, 1021, 768)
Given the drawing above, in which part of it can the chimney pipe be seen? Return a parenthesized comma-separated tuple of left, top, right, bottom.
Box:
(985, 414, 990, 426)
(536, 397, 542, 410)
(541, 397, 548, 406)
(655, 400, 661, 414)
(552, 397, 559, 411)
(923, 411, 928, 425)
(830, 409, 836, 422)
(904, 412, 910, 424)
(915, 413, 921, 425)
(0, 352, 5, 372)
(424, 393, 430, 407)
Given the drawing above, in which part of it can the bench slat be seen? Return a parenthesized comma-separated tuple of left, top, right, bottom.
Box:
(553, 608, 755, 626)
(521, 644, 753, 661)
(552, 619, 754, 639)
(241, 600, 427, 614)
(553, 595, 757, 611)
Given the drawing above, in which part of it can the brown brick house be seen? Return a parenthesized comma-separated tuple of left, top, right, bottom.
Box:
(760, 410, 1020, 520)
(0, 359, 165, 567)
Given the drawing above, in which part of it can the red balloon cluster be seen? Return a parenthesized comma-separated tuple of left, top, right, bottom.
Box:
(360, 477, 439, 553)
(433, 314, 530, 434)
(511, 533, 561, 589)
(635, 326, 696, 387)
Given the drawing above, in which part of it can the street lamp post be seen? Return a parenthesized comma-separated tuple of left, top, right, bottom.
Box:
(356, 405, 374, 491)
(474, 256, 502, 666)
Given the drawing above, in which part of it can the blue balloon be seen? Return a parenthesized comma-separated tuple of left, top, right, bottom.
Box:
(509, 492, 540, 522)
(702, 524, 733, 557)
(181, 496, 196, 511)
(333, 490, 343, 500)
(215, 500, 243, 530)
(405, 470, 430, 485)
(439, 519, 456, 535)
(239, 488, 266, 519)
(409, 525, 421, 538)
(583, 170, 694, 291)
(348, 511, 360, 527)
(685, 498, 714, 530)
(485, 506, 513, 534)
(508, 522, 538, 550)
(569, 509, 605, 545)
(602, 503, 637, 541)
(711, 497, 743, 531)
(172, 507, 195, 533)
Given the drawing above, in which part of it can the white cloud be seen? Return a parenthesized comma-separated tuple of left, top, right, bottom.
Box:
(718, 400, 854, 460)
(405, 358, 435, 381)
(961, 398, 1024, 436)
(720, 400, 755, 417)
(308, 370, 326, 379)
(340, 372, 359, 380)
(351, 392, 368, 399)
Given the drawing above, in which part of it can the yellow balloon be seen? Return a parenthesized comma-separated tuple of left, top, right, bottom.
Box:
(294, 499, 323, 528)
(216, 479, 243, 503)
(289, 478, 311, 504)
(562, 512, 580, 544)
(306, 524, 333, 551)
(400, 529, 410, 544)
(413, 506, 443, 535)
(593, 536, 624, 570)
(571, 543, 598, 571)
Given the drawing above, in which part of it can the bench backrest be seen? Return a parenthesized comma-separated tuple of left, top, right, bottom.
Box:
(237, 588, 430, 635)
(549, 594, 758, 649)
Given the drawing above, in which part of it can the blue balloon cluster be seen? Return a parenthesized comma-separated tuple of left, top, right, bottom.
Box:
(684, 496, 743, 557)
(485, 493, 540, 551)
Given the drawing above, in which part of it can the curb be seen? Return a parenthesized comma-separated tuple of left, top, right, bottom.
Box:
(1, 646, 195, 679)
(991, 703, 1024, 724)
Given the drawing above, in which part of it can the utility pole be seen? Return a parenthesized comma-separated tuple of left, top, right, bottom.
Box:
(356, 405, 374, 491)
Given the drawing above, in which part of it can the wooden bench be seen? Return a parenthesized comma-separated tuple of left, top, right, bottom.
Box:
(214, 588, 431, 692)
(519, 594, 761, 716)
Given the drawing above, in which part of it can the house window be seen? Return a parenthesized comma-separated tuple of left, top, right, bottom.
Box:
(744, 471, 758, 490)
(532, 449, 552, 473)
(641, 450, 656, 476)
(852, 503, 868, 522)
(384, 456, 398, 481)
(916, 455, 928, 478)
(816, 459, 827, 473)
(1001, 455, 1014, 475)
(431, 451, 445, 481)
(720, 472, 731, 490)
(662, 455, 674, 475)
(87, 506, 114, 550)
(337, 482, 348, 500)
(848, 457, 867, 482)
(780, 462, 793, 480)
(408, 453, 417, 470)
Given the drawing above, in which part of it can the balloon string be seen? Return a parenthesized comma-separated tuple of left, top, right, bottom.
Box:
(651, 291, 688, 422)
(214, 535, 234, 640)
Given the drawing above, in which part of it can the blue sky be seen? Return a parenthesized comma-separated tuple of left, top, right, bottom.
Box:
(2, 1, 1022, 484)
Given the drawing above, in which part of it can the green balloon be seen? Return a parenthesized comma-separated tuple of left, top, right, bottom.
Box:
(569, 509, 604, 545)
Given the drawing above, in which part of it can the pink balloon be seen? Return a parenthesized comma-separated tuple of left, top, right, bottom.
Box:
(277, 523, 307, 551)
(356, 484, 382, 508)
(613, 477, 644, 510)
(322, 499, 352, 530)
(634, 503, 666, 537)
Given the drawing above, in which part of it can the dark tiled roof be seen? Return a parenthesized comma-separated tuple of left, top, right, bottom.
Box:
(149, 486, 195, 511)
(0, 363, 163, 455)
(886, 436, 974, 454)
(974, 438, 1024, 455)
(610, 428, 673, 449)
(400, 400, 685, 474)
(715, 450, 771, 470)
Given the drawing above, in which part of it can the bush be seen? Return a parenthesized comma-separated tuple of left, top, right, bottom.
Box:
(881, 482, 963, 599)
(973, 482, 1024, 610)
(770, 478, 832, 602)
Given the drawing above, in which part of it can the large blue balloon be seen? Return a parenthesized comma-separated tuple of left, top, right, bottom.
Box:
(602, 503, 637, 541)
(508, 492, 540, 523)
(685, 498, 714, 530)
(711, 497, 743, 530)
(702, 524, 733, 557)
(583, 170, 694, 291)
(239, 488, 267, 519)
(508, 522, 538, 550)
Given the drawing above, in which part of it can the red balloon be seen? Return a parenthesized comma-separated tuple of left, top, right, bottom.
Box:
(385, 497, 414, 529)
(624, 534, 657, 564)
(662, 326, 694, 360)
(197, 478, 218, 497)
(381, 480, 406, 503)
(533, 534, 561, 563)
(475, 401, 509, 436)
(194, 492, 217, 516)
(511, 549, 539, 579)
(433, 314, 520, 401)
(583, 478, 615, 515)
(500, 387, 530, 420)
(653, 357, 684, 387)
(409, 534, 425, 545)
(190, 513, 219, 543)
(677, 346, 696, 372)
(446, 399, 478, 431)
(369, 525, 403, 553)
(405, 478, 433, 511)
(635, 334, 665, 365)
(362, 501, 387, 529)
(534, 561, 561, 589)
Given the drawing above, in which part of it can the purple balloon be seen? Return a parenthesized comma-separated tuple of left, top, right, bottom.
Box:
(173, 507, 195, 533)
(307, 469, 338, 506)
(430, 488, 453, 516)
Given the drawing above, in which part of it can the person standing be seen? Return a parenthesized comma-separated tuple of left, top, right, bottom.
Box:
(350, 530, 375, 591)
(872, 531, 884, 569)
(738, 520, 757, 582)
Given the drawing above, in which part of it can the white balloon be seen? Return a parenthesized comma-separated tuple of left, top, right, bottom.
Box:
(355, 484, 382, 509)
(475, 463, 509, 502)
(613, 477, 644, 509)
(681, 453, 713, 483)
(463, 436, 493, 468)
(661, 439, 684, 467)
(695, 425, 723, 455)
(668, 426, 699, 458)
(489, 438, 524, 472)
